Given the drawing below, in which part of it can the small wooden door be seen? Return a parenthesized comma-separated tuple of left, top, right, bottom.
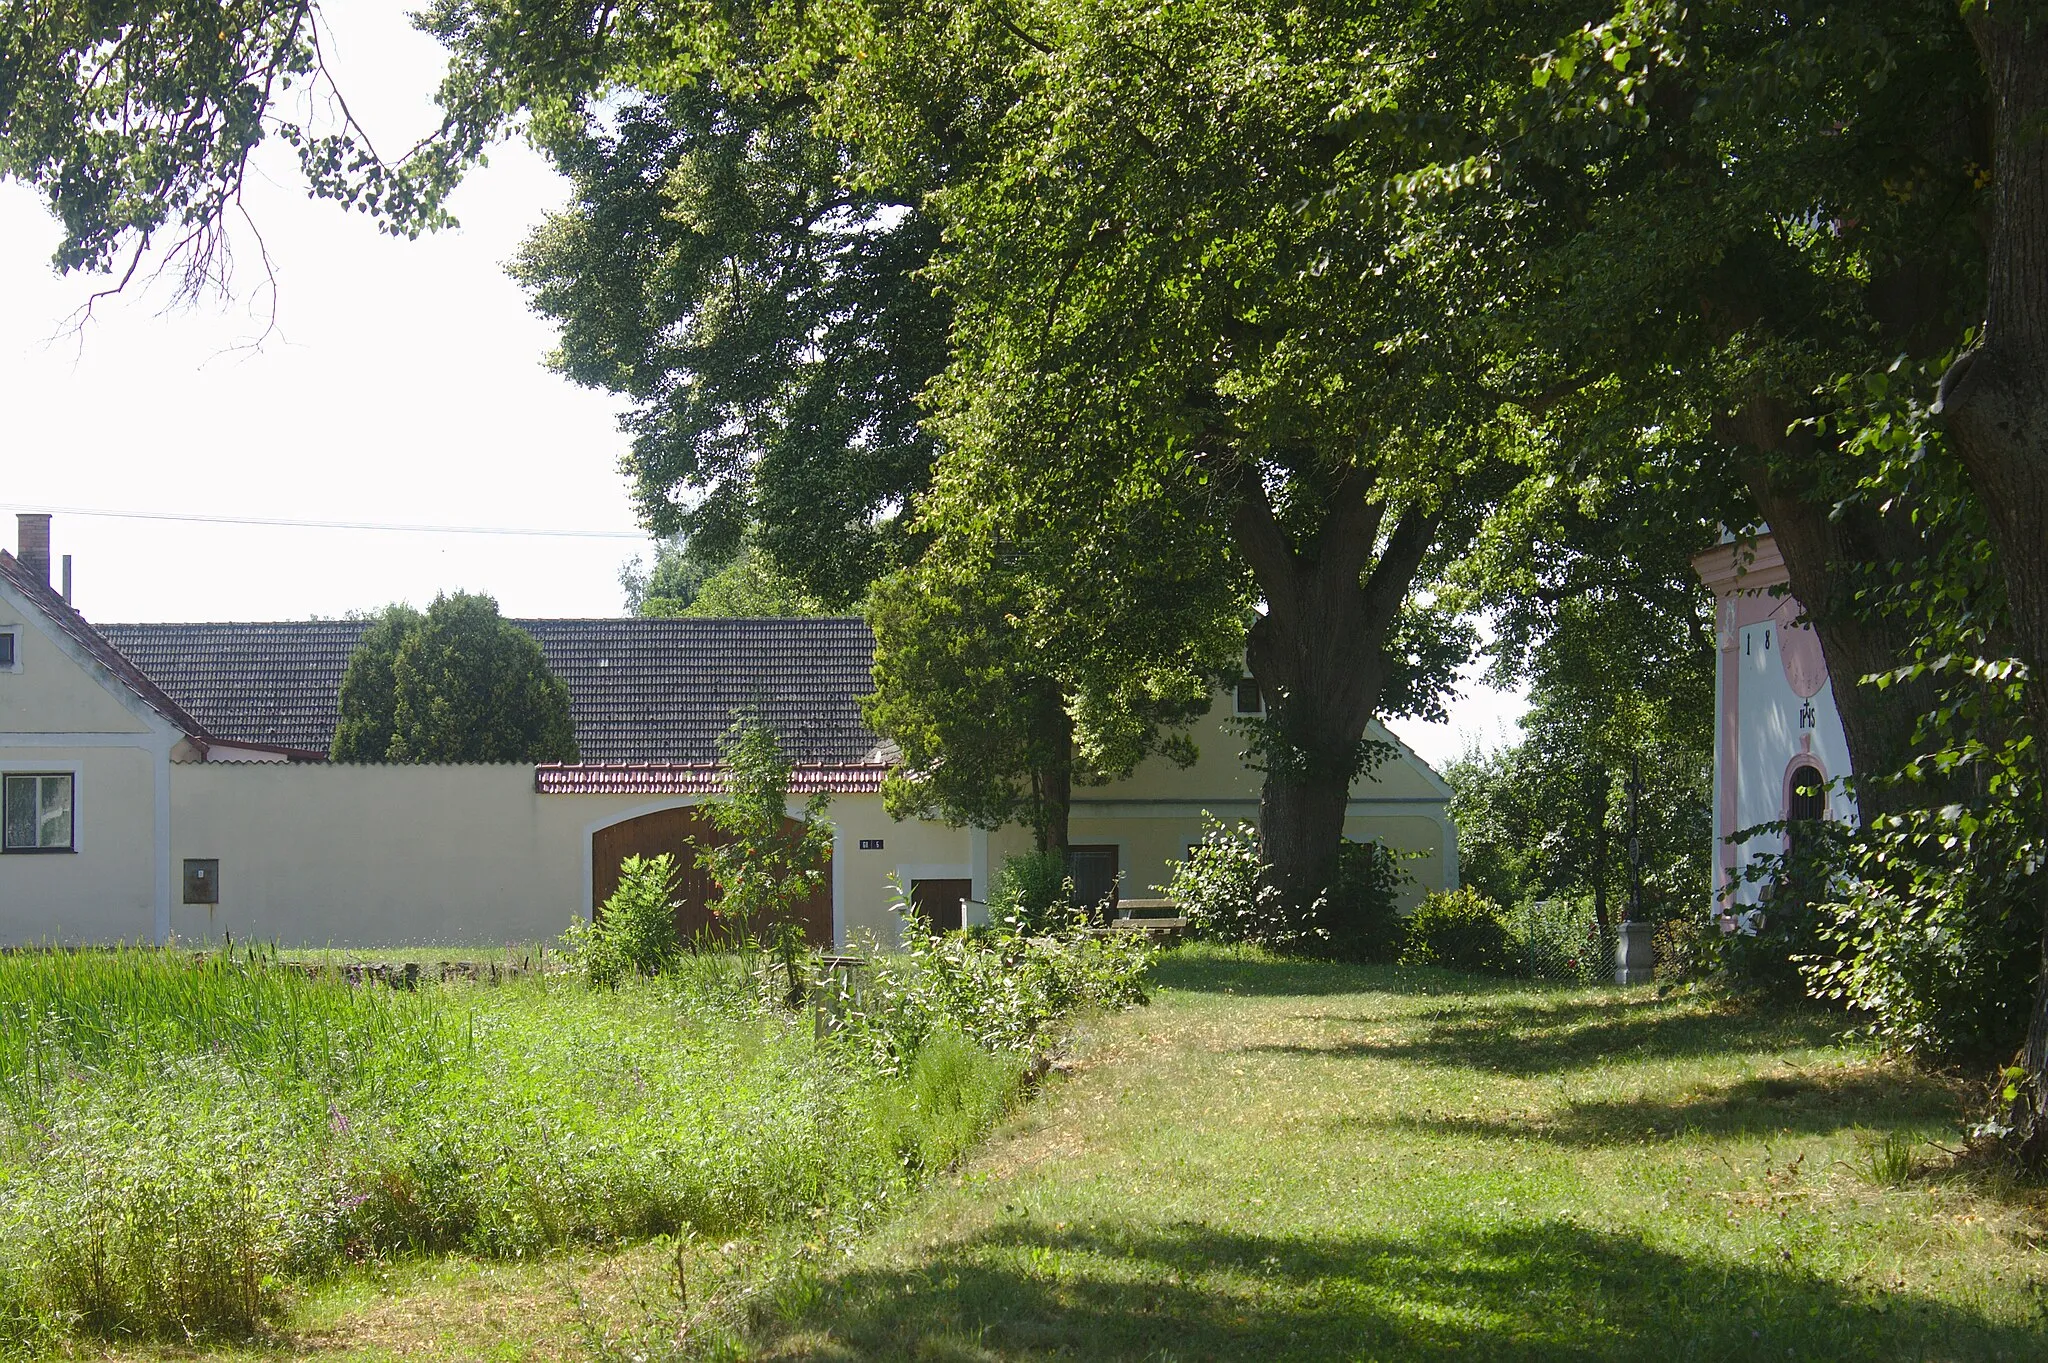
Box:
(908, 878, 973, 932)
(1067, 845, 1120, 917)
(591, 806, 833, 947)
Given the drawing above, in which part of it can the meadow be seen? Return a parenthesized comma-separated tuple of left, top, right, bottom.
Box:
(0, 944, 1038, 1349)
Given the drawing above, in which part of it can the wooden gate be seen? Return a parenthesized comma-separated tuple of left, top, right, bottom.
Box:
(591, 806, 833, 948)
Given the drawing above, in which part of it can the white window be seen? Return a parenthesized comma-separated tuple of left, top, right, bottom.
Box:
(3, 773, 74, 852)
(0, 627, 17, 671)
(1234, 677, 1265, 716)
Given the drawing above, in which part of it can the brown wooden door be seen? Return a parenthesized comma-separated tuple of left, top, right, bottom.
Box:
(908, 878, 973, 932)
(591, 806, 833, 948)
(1067, 845, 1120, 918)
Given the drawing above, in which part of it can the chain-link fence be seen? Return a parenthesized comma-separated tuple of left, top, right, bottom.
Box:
(1506, 899, 1617, 984)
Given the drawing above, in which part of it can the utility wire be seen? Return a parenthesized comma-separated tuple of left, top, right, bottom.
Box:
(0, 503, 648, 540)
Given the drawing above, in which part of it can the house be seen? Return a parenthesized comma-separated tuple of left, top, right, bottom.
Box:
(1, 515, 1457, 948)
(1692, 531, 1856, 916)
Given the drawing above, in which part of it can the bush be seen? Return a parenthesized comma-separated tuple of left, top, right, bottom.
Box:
(1401, 888, 1517, 975)
(1504, 897, 1613, 983)
(1163, 817, 1405, 960)
(827, 896, 1152, 1074)
(1164, 819, 1290, 948)
(986, 852, 1075, 935)
(1322, 839, 1407, 963)
(566, 853, 682, 986)
(1805, 830, 2039, 1061)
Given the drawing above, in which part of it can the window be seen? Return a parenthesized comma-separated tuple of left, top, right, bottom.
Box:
(3, 773, 74, 852)
(1788, 764, 1825, 822)
(0, 628, 15, 670)
(1234, 676, 1264, 716)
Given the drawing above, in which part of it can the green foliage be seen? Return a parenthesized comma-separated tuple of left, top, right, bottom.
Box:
(566, 854, 683, 988)
(331, 593, 579, 764)
(0, 0, 467, 290)
(624, 537, 829, 618)
(1807, 816, 2039, 1062)
(695, 718, 834, 1000)
(986, 853, 1074, 937)
(1401, 889, 1517, 976)
(512, 85, 947, 607)
(865, 514, 1237, 851)
(1504, 897, 1614, 985)
(328, 604, 422, 765)
(1322, 839, 1408, 965)
(826, 902, 1152, 1075)
(0, 948, 1034, 1344)
(1165, 818, 1293, 952)
(1164, 819, 1404, 962)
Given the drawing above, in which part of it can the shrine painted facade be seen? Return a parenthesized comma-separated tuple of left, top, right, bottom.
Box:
(1692, 533, 1857, 912)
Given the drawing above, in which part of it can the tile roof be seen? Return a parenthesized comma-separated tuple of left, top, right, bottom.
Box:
(94, 616, 882, 764)
(0, 551, 214, 741)
(534, 761, 888, 795)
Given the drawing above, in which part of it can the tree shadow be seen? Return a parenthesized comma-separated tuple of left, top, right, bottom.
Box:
(772, 1218, 2043, 1361)
(1247, 994, 1844, 1076)
(1343, 1067, 1966, 1147)
(1149, 950, 1539, 999)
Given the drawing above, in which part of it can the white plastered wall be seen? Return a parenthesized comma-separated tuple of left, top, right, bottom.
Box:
(167, 762, 968, 949)
(0, 580, 176, 944)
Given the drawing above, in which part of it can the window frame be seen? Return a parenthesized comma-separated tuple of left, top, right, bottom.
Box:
(0, 626, 19, 673)
(2, 771, 77, 854)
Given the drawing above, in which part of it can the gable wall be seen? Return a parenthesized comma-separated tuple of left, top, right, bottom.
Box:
(0, 591, 154, 735)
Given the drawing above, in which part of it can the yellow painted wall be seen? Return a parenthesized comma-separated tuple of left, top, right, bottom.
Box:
(0, 744, 158, 943)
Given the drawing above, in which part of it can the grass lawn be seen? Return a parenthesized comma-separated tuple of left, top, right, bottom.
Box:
(85, 946, 2048, 1361)
(749, 948, 2048, 1361)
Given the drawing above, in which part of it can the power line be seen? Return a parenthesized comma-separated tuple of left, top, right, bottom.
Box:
(0, 502, 649, 540)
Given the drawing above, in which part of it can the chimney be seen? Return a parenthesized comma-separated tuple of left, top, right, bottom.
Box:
(16, 514, 50, 587)
(62, 554, 73, 605)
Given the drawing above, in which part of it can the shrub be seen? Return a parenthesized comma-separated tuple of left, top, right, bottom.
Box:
(1164, 817, 1406, 960)
(1504, 896, 1613, 983)
(1401, 888, 1517, 975)
(566, 853, 682, 987)
(986, 852, 1074, 935)
(1321, 838, 1407, 963)
(826, 896, 1152, 1074)
(694, 717, 834, 1004)
(1164, 818, 1288, 947)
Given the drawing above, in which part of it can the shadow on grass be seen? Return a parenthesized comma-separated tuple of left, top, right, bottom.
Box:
(1346, 1066, 1965, 1147)
(1148, 949, 1537, 999)
(775, 1218, 2042, 1362)
(1248, 993, 1845, 1077)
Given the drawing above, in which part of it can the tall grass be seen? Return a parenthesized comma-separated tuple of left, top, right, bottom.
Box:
(0, 947, 1030, 1346)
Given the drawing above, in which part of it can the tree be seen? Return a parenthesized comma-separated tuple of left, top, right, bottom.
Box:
(864, 473, 1244, 859)
(510, 82, 947, 606)
(694, 716, 833, 1004)
(331, 592, 579, 763)
(877, 0, 1556, 915)
(0, 0, 467, 302)
(623, 536, 827, 618)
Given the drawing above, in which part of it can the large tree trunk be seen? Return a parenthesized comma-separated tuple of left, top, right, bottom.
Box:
(1941, 7, 2048, 1160)
(1228, 466, 1440, 917)
(1028, 686, 1074, 864)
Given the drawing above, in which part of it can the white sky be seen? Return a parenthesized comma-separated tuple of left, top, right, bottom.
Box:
(0, 0, 1523, 768)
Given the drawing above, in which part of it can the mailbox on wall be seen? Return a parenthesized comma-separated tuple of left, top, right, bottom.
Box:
(182, 858, 219, 905)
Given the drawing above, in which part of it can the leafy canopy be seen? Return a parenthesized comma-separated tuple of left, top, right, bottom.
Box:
(331, 593, 579, 764)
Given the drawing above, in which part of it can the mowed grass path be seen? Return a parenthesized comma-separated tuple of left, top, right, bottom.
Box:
(760, 949, 2047, 1362)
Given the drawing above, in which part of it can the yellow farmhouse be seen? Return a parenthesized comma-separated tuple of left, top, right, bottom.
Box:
(0, 516, 1455, 948)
